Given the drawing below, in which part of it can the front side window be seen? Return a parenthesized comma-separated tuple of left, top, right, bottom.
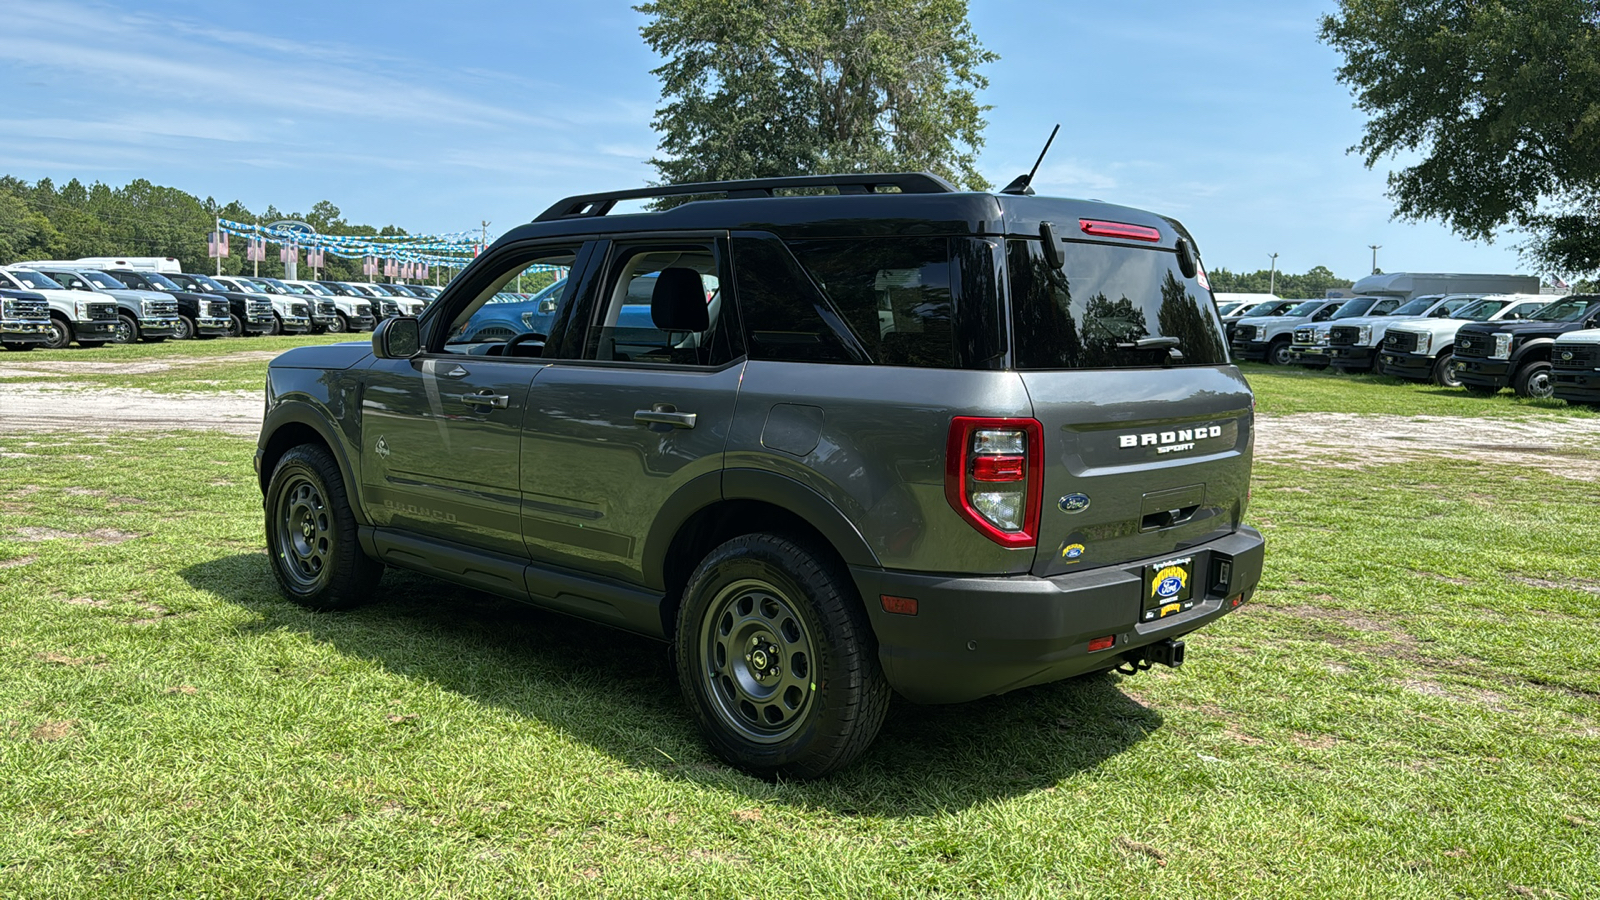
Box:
(442, 245, 580, 354)
(1007, 239, 1227, 369)
(82, 272, 126, 289)
(582, 245, 735, 367)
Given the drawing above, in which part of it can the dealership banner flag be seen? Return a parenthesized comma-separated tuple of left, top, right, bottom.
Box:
(207, 232, 229, 258)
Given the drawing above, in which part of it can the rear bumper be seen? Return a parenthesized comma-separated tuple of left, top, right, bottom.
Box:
(1453, 357, 1511, 388)
(1, 320, 50, 342)
(853, 527, 1266, 704)
(1554, 369, 1600, 403)
(1377, 350, 1434, 379)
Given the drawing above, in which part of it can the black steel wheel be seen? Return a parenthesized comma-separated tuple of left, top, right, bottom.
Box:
(113, 314, 138, 344)
(676, 534, 889, 779)
(42, 318, 72, 350)
(1431, 352, 1461, 387)
(173, 315, 195, 340)
(1513, 360, 1554, 399)
(264, 443, 382, 609)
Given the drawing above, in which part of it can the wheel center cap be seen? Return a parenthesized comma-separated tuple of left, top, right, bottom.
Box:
(750, 649, 769, 670)
(302, 519, 314, 538)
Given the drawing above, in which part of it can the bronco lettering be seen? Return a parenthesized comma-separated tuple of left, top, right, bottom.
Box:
(1121, 425, 1222, 449)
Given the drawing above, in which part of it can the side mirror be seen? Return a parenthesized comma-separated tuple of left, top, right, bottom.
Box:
(372, 316, 420, 359)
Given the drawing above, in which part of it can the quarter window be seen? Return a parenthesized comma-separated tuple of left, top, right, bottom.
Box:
(583, 245, 736, 367)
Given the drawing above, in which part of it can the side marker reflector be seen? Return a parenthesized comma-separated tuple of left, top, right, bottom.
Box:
(880, 595, 919, 616)
(1088, 635, 1115, 652)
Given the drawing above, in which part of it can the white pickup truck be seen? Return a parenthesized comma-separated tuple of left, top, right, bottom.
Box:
(0, 267, 119, 348)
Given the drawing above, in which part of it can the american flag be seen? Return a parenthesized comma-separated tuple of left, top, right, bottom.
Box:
(207, 232, 229, 258)
(1553, 276, 1570, 289)
(280, 244, 298, 265)
(363, 256, 378, 276)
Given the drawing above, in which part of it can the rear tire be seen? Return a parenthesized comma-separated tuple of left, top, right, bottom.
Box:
(1431, 352, 1461, 387)
(264, 443, 382, 610)
(675, 534, 889, 779)
(1512, 360, 1554, 399)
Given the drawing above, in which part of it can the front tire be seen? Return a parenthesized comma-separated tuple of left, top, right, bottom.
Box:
(1431, 352, 1461, 387)
(1513, 360, 1554, 399)
(173, 315, 195, 340)
(43, 317, 72, 350)
(329, 313, 349, 334)
(270, 314, 284, 336)
(113, 314, 139, 344)
(265, 444, 382, 610)
(1267, 338, 1293, 367)
(225, 313, 244, 338)
(675, 534, 889, 779)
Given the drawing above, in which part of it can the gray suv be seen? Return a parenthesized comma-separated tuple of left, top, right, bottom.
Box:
(254, 173, 1265, 777)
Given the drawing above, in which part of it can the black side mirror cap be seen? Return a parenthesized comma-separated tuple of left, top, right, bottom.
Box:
(372, 316, 420, 359)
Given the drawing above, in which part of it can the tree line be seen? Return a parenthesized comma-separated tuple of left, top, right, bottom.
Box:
(1205, 265, 1354, 299)
(0, 176, 427, 283)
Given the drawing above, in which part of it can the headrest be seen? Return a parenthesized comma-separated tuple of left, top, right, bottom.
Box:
(651, 267, 709, 332)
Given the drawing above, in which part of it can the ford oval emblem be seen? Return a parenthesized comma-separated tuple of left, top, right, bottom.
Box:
(1563, 351, 1575, 361)
(1059, 493, 1091, 514)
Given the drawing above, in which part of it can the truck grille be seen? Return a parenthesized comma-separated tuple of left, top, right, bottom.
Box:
(316, 300, 336, 317)
(248, 299, 273, 317)
(1554, 345, 1598, 370)
(1234, 325, 1256, 342)
(5, 298, 47, 318)
(291, 302, 309, 318)
(1383, 331, 1418, 353)
(1329, 326, 1360, 346)
(356, 303, 371, 317)
(1454, 334, 1491, 359)
(144, 300, 178, 317)
(207, 300, 230, 318)
(89, 301, 117, 320)
(1292, 327, 1316, 344)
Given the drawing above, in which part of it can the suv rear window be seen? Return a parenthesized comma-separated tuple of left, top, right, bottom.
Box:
(1006, 240, 1228, 369)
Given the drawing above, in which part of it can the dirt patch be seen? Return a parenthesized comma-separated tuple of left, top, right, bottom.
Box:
(36, 651, 100, 667)
(1257, 412, 1600, 480)
(0, 556, 36, 569)
(10, 526, 140, 545)
(1510, 575, 1600, 596)
(0, 384, 263, 435)
(29, 721, 75, 741)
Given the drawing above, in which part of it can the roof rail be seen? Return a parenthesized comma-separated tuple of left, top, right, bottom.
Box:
(534, 172, 959, 222)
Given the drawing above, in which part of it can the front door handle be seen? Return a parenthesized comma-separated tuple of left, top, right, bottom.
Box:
(634, 404, 697, 429)
(460, 390, 509, 409)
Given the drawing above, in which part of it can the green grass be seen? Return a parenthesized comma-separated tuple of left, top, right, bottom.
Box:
(1, 421, 1597, 896)
(1242, 361, 1600, 419)
(0, 333, 356, 394)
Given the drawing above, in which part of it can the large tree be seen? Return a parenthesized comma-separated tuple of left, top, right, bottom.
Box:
(1321, 1, 1600, 274)
(636, 0, 996, 190)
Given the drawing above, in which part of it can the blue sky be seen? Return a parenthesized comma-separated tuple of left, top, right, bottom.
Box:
(0, 0, 1535, 281)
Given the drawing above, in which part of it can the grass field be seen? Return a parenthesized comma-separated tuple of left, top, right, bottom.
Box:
(0, 358, 1597, 898)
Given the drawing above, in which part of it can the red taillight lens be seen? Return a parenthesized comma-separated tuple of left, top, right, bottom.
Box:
(1088, 635, 1116, 652)
(945, 417, 1044, 548)
(1079, 219, 1162, 242)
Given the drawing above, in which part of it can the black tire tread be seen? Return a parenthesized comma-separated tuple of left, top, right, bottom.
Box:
(1512, 360, 1553, 399)
(676, 533, 889, 779)
(265, 443, 382, 610)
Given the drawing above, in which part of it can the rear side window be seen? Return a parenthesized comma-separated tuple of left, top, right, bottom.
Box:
(1006, 240, 1228, 369)
(788, 237, 966, 368)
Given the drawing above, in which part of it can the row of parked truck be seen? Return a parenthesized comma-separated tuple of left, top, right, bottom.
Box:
(0, 257, 439, 350)
(1218, 288, 1600, 404)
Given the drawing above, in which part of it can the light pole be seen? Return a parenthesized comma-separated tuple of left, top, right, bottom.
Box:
(1268, 253, 1279, 296)
(1368, 244, 1382, 275)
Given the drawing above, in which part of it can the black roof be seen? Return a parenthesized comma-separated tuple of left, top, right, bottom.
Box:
(498, 172, 1190, 250)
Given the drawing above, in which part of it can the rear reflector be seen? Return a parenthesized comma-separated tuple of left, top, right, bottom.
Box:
(1079, 219, 1162, 242)
(1088, 635, 1116, 652)
(971, 454, 1025, 482)
(881, 595, 919, 616)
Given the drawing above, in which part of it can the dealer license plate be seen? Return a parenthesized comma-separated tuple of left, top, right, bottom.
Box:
(1142, 556, 1196, 622)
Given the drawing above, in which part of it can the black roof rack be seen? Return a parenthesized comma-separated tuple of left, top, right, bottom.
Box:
(534, 172, 959, 222)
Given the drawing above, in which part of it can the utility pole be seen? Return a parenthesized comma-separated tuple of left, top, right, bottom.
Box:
(1268, 253, 1279, 296)
(1368, 244, 1382, 275)
(215, 215, 222, 277)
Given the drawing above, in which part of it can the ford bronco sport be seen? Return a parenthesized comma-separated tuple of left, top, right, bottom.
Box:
(255, 173, 1265, 777)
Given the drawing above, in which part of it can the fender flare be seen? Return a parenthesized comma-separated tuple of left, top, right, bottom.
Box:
(1510, 338, 1555, 367)
(258, 402, 369, 526)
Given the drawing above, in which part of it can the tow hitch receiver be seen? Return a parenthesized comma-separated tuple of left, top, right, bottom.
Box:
(1116, 638, 1186, 676)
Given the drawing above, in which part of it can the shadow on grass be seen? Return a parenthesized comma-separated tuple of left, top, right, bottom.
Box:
(183, 552, 1162, 816)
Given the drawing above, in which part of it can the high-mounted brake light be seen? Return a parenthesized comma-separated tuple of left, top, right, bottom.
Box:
(945, 417, 1044, 548)
(1079, 219, 1162, 242)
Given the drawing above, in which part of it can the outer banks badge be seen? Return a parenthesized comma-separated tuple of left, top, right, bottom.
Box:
(1143, 556, 1196, 621)
(1060, 542, 1086, 563)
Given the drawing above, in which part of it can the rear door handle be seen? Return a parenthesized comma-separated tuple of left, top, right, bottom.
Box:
(460, 390, 509, 409)
(634, 405, 697, 429)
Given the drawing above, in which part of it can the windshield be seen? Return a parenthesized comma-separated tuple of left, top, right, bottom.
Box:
(1452, 299, 1506, 321)
(188, 274, 226, 292)
(1331, 298, 1377, 319)
(1243, 300, 1294, 316)
(1391, 295, 1444, 316)
(1532, 296, 1600, 322)
(7, 270, 63, 290)
(1427, 297, 1479, 317)
(139, 272, 182, 290)
(244, 279, 284, 294)
(1286, 300, 1324, 316)
(83, 272, 126, 289)
(298, 282, 334, 296)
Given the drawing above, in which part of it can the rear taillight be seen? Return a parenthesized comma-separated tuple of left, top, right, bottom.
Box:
(945, 417, 1044, 548)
